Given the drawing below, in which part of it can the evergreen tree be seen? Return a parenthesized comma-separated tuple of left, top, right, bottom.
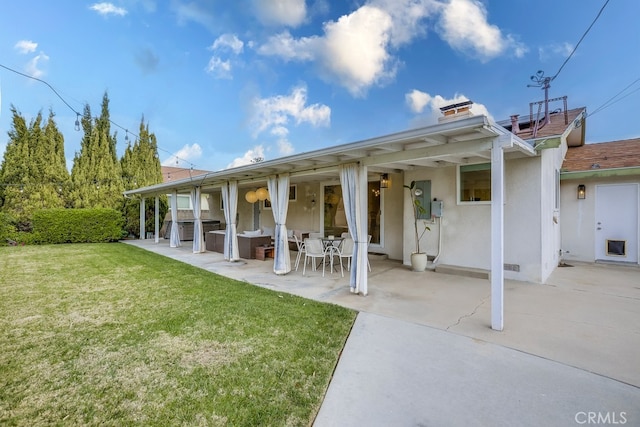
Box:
(70, 92, 124, 209)
(0, 107, 69, 230)
(121, 117, 167, 237)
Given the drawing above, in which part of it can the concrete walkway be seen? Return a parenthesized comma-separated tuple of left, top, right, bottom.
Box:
(123, 240, 640, 426)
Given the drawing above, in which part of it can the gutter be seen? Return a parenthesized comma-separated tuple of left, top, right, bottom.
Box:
(560, 166, 640, 180)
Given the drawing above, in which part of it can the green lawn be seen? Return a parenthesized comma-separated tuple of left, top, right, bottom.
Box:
(0, 243, 356, 426)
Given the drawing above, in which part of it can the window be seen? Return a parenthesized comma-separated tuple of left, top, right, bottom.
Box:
(167, 194, 192, 209)
(459, 163, 491, 202)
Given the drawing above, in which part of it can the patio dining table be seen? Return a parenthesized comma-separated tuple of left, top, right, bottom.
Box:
(321, 237, 343, 273)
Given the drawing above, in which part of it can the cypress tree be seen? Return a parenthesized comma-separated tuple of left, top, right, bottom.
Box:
(70, 92, 124, 209)
(0, 107, 68, 230)
(121, 117, 167, 237)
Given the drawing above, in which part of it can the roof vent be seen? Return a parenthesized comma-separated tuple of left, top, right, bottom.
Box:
(438, 100, 474, 123)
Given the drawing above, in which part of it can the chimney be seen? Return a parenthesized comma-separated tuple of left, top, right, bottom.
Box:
(510, 115, 520, 134)
(438, 100, 474, 123)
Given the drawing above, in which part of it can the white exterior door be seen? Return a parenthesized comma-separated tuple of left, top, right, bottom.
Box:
(595, 184, 639, 263)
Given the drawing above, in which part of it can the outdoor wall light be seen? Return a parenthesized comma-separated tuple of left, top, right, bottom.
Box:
(577, 184, 586, 200)
(380, 173, 390, 189)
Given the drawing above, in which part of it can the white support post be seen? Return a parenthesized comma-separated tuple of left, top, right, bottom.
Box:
(358, 164, 368, 296)
(154, 195, 160, 243)
(491, 138, 505, 331)
(139, 198, 146, 240)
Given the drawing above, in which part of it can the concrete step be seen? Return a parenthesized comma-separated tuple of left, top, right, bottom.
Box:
(434, 264, 489, 280)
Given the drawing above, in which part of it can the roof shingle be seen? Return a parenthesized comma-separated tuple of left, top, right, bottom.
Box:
(562, 138, 640, 172)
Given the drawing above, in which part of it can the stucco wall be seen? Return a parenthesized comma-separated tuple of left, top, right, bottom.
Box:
(380, 172, 404, 261)
(404, 154, 550, 283)
(560, 175, 640, 262)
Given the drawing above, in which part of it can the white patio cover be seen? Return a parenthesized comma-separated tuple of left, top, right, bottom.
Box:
(340, 164, 368, 295)
(267, 174, 291, 275)
(191, 186, 204, 253)
(221, 181, 239, 261)
(169, 189, 181, 248)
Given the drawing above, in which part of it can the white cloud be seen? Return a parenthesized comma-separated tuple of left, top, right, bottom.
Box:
(89, 2, 128, 16)
(405, 90, 491, 125)
(318, 6, 396, 97)
(172, 1, 215, 31)
(227, 145, 265, 169)
(258, 2, 438, 96)
(436, 0, 526, 61)
(14, 40, 38, 54)
(210, 34, 244, 54)
(257, 31, 318, 61)
(250, 85, 330, 138)
(205, 57, 232, 79)
(162, 143, 203, 167)
(25, 53, 50, 79)
(538, 42, 573, 62)
(369, 0, 438, 47)
(206, 34, 244, 79)
(253, 0, 307, 27)
(405, 89, 432, 114)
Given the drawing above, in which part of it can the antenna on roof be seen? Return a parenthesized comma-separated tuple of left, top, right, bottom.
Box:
(528, 70, 553, 127)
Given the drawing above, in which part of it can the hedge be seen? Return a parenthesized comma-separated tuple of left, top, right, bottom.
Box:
(31, 208, 125, 244)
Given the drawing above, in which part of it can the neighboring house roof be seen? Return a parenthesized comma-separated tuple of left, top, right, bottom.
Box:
(162, 166, 212, 183)
(561, 138, 640, 179)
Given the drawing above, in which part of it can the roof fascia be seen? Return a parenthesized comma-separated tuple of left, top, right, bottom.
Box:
(124, 115, 499, 197)
(560, 166, 640, 180)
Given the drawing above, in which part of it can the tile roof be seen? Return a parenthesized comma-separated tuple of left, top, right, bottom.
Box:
(562, 138, 640, 172)
(161, 166, 212, 182)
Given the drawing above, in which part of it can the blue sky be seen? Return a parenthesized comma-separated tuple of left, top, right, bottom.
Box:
(1, 0, 638, 172)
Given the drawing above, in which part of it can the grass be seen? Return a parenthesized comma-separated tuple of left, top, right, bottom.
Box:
(0, 243, 357, 426)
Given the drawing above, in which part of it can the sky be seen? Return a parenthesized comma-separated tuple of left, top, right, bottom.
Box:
(0, 0, 638, 173)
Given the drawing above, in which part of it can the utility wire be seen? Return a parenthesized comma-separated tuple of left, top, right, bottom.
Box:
(0, 62, 196, 168)
(589, 77, 640, 117)
(551, 0, 611, 81)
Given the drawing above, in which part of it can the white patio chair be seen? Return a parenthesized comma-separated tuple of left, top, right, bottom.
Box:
(303, 238, 329, 276)
(337, 237, 354, 274)
(293, 234, 306, 271)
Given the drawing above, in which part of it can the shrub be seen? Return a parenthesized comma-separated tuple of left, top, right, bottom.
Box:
(0, 212, 18, 245)
(32, 208, 125, 244)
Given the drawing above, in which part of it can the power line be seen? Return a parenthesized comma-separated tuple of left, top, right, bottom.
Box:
(551, 0, 611, 81)
(0, 62, 196, 168)
(589, 77, 640, 117)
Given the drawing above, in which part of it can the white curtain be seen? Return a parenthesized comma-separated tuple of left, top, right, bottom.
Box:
(169, 189, 181, 248)
(221, 181, 239, 261)
(191, 186, 204, 253)
(340, 164, 368, 295)
(267, 174, 291, 275)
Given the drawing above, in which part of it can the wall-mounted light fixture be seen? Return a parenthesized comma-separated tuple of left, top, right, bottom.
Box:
(380, 173, 390, 189)
(577, 184, 586, 200)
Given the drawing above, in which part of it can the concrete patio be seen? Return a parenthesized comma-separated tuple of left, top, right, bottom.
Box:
(124, 239, 640, 425)
(124, 238, 640, 388)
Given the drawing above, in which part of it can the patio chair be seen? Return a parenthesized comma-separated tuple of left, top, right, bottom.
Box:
(303, 238, 329, 277)
(293, 234, 306, 271)
(337, 237, 354, 273)
(367, 234, 372, 271)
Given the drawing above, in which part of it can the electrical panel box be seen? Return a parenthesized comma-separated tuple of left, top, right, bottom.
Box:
(431, 200, 443, 218)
